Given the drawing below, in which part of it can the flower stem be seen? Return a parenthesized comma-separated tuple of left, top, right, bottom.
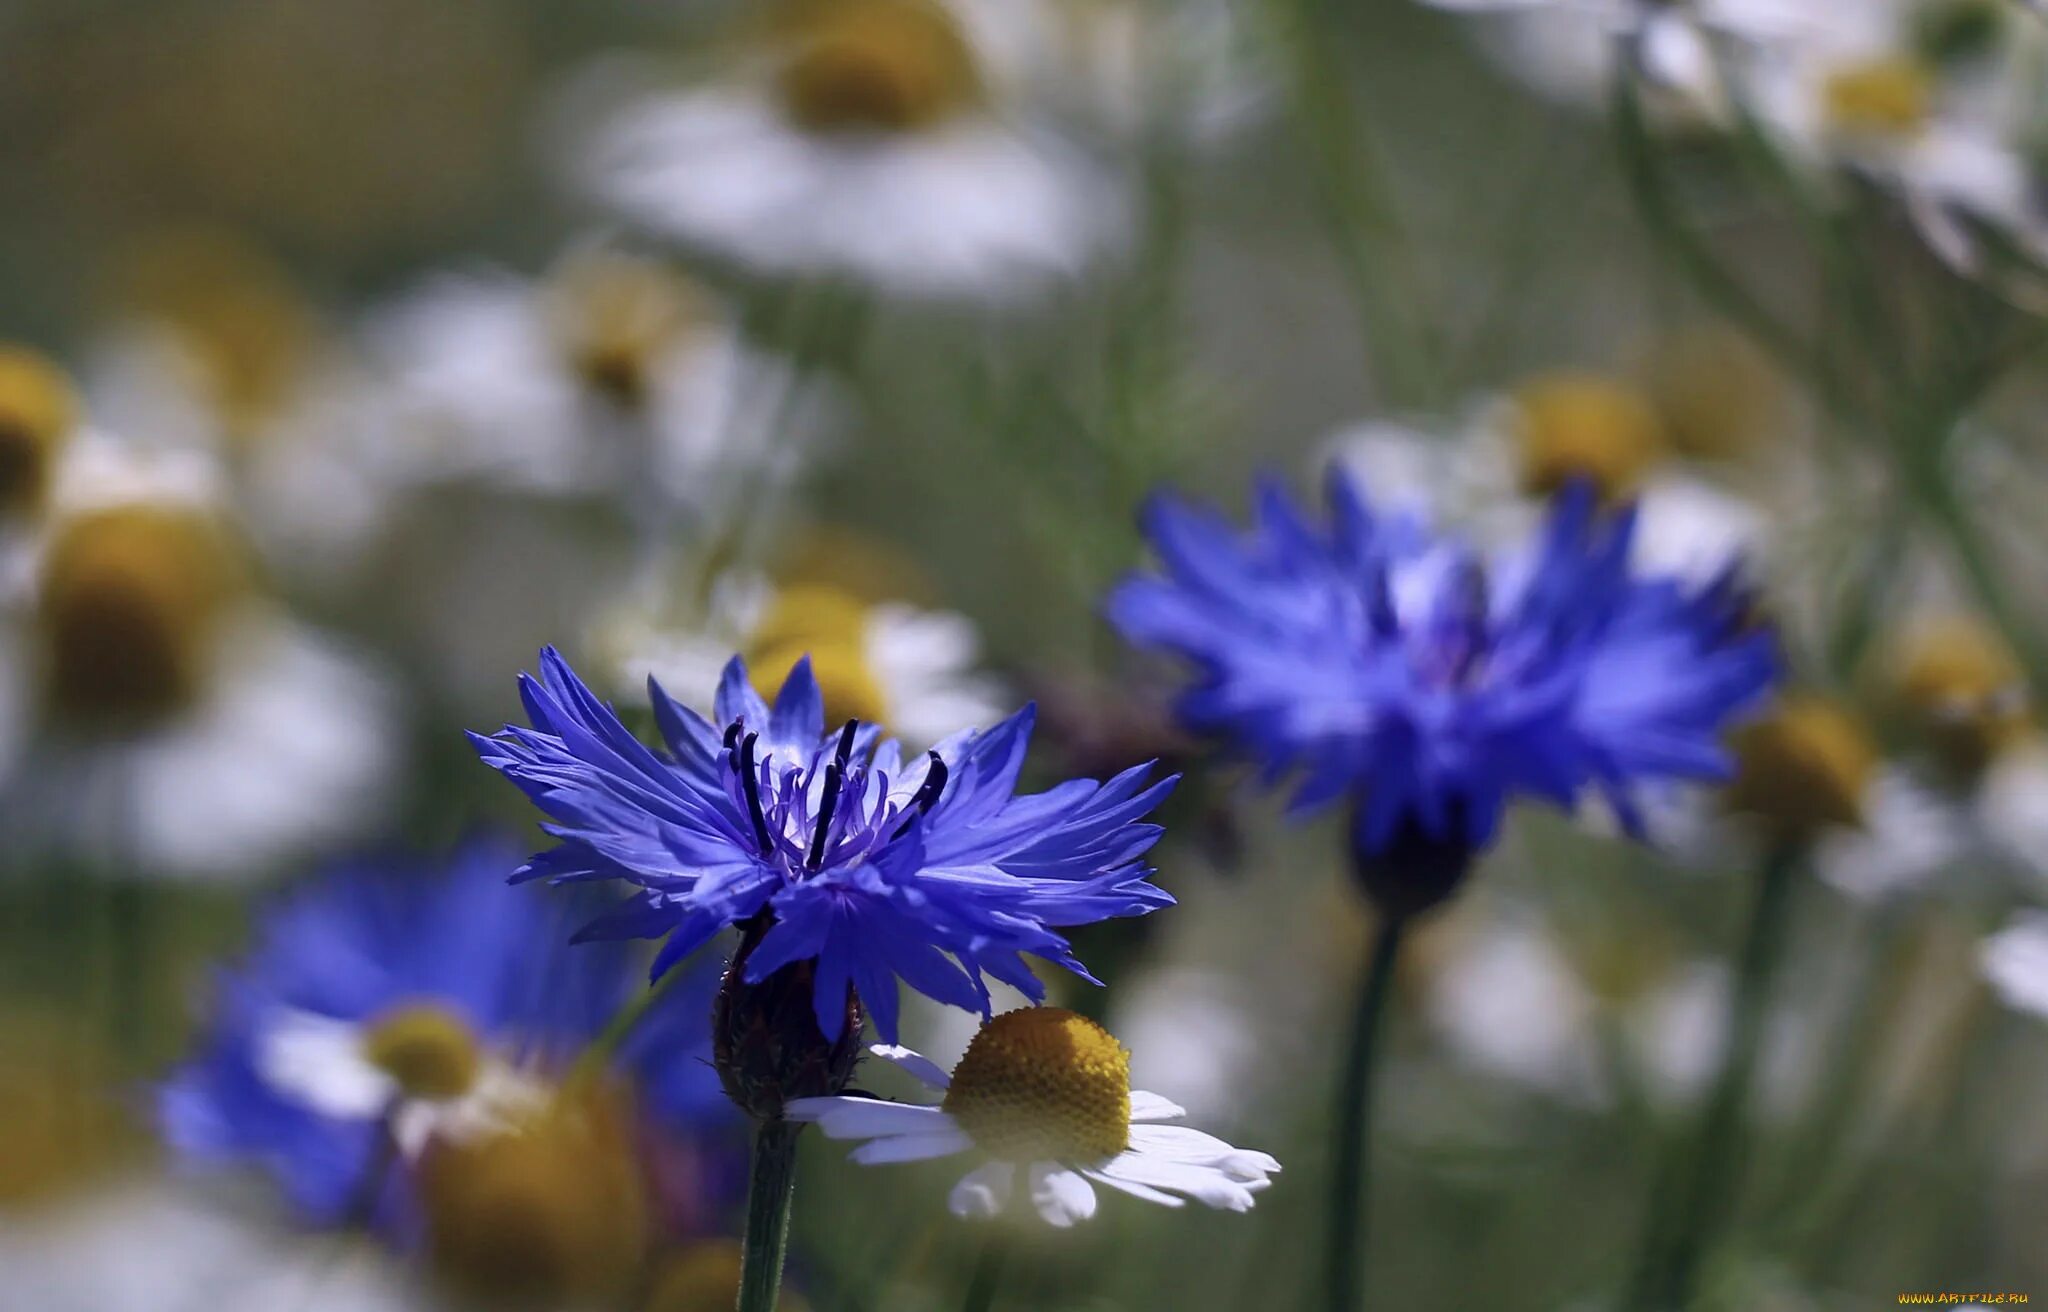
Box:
(737, 1119, 804, 1312)
(961, 1232, 1010, 1312)
(1325, 913, 1408, 1312)
(1629, 841, 1802, 1310)
(569, 963, 683, 1087)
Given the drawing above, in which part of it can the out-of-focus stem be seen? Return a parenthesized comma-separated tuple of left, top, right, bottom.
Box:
(1325, 912, 1407, 1312)
(961, 1233, 1010, 1312)
(1629, 841, 1802, 1310)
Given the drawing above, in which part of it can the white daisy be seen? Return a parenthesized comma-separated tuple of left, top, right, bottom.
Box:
(0, 437, 397, 881)
(1980, 909, 2048, 1018)
(566, 0, 1122, 302)
(364, 245, 827, 531)
(252, 1004, 549, 1161)
(594, 568, 1008, 751)
(787, 1007, 1278, 1226)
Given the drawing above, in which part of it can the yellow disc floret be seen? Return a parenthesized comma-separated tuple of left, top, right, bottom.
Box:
(1643, 329, 1781, 462)
(0, 347, 79, 519)
(775, 0, 984, 135)
(1890, 617, 2031, 777)
(1511, 373, 1666, 503)
(544, 250, 709, 409)
(36, 505, 245, 726)
(1723, 696, 1877, 836)
(361, 1003, 483, 1101)
(420, 1080, 646, 1307)
(747, 584, 892, 729)
(942, 1008, 1131, 1164)
(1822, 57, 1935, 139)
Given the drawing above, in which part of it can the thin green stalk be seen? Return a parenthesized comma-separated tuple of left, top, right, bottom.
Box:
(1271, 0, 1436, 409)
(961, 1232, 1010, 1312)
(737, 1119, 804, 1312)
(1906, 434, 2048, 706)
(1629, 841, 1802, 1311)
(1325, 913, 1408, 1312)
(569, 964, 684, 1087)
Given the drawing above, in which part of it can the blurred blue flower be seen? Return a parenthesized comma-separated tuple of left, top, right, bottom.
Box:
(1108, 473, 1776, 903)
(157, 837, 727, 1230)
(472, 650, 1176, 1042)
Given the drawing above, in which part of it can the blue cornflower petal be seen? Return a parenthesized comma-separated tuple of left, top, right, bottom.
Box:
(1112, 469, 1778, 882)
(476, 652, 1176, 1043)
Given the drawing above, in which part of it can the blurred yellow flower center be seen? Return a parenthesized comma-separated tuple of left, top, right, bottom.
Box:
(114, 229, 318, 438)
(942, 1007, 1132, 1163)
(545, 252, 709, 409)
(37, 505, 245, 726)
(0, 347, 79, 519)
(775, 0, 984, 135)
(1891, 618, 2031, 776)
(1642, 329, 1780, 462)
(1822, 58, 1935, 138)
(421, 1082, 646, 1306)
(1723, 696, 1877, 835)
(747, 584, 892, 729)
(0, 1012, 143, 1210)
(1511, 374, 1666, 502)
(360, 1004, 483, 1101)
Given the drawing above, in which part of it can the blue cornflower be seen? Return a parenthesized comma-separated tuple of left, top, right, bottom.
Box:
(1108, 472, 1777, 909)
(157, 837, 728, 1229)
(471, 649, 1176, 1043)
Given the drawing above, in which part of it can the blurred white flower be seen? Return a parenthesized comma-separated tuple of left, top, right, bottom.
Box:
(0, 437, 398, 881)
(364, 246, 827, 534)
(1980, 909, 2048, 1018)
(0, 1180, 427, 1312)
(565, 0, 1124, 302)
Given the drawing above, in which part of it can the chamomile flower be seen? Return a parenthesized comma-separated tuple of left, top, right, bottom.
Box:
(0, 345, 82, 531)
(473, 649, 1176, 1042)
(596, 565, 1007, 751)
(157, 838, 726, 1229)
(365, 246, 825, 527)
(569, 0, 1122, 302)
(0, 439, 397, 879)
(1109, 469, 1777, 912)
(788, 1007, 1278, 1225)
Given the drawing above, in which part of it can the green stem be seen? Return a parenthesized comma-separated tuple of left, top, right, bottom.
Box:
(1325, 913, 1407, 1312)
(961, 1232, 1010, 1312)
(569, 965, 684, 1087)
(737, 1119, 804, 1312)
(1271, 0, 1435, 409)
(1630, 841, 1802, 1311)
(1908, 442, 2048, 705)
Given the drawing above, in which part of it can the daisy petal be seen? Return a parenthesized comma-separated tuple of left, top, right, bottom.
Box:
(1081, 1166, 1186, 1208)
(867, 1043, 953, 1090)
(848, 1128, 974, 1165)
(784, 1096, 956, 1140)
(1128, 1090, 1187, 1122)
(949, 1161, 1016, 1220)
(1029, 1164, 1099, 1228)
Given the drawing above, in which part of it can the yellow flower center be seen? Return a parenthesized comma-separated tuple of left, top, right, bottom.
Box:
(360, 1004, 483, 1101)
(1511, 373, 1666, 503)
(1891, 618, 2031, 777)
(544, 251, 709, 410)
(36, 505, 246, 726)
(0, 347, 79, 520)
(1642, 329, 1781, 462)
(1723, 696, 1877, 836)
(644, 1240, 808, 1312)
(1822, 57, 1935, 139)
(420, 1081, 647, 1306)
(941, 1008, 1131, 1164)
(774, 0, 984, 135)
(747, 583, 893, 729)
(0, 1011, 143, 1210)
(113, 228, 318, 439)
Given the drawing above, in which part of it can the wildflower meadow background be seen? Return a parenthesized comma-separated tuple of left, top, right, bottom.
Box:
(4, 1, 2048, 1309)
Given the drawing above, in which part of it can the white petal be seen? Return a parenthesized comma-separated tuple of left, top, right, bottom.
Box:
(252, 1010, 391, 1120)
(1080, 1167, 1186, 1208)
(1094, 1151, 1268, 1212)
(1127, 1090, 1187, 1122)
(1982, 913, 2048, 1019)
(1127, 1125, 1282, 1179)
(949, 1161, 1016, 1219)
(783, 1097, 954, 1140)
(848, 1128, 974, 1165)
(867, 1043, 952, 1090)
(1029, 1164, 1099, 1228)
